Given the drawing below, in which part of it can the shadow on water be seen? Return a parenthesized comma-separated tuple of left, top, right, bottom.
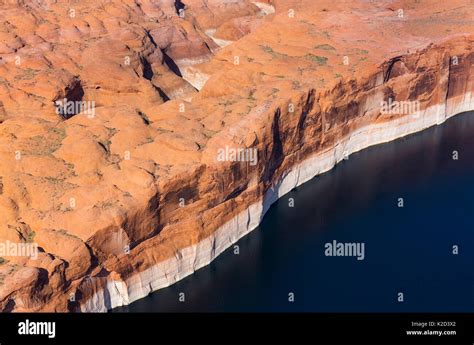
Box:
(114, 111, 474, 313)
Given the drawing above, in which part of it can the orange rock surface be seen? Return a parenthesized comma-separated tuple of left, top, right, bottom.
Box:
(0, 0, 472, 311)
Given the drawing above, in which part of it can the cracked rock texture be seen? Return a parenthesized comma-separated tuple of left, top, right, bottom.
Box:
(0, 0, 473, 311)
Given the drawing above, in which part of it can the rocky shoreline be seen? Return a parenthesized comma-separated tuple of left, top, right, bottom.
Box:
(81, 37, 474, 310)
(82, 92, 473, 311)
(0, 0, 472, 312)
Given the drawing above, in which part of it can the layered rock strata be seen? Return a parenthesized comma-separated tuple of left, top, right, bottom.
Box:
(0, 0, 472, 311)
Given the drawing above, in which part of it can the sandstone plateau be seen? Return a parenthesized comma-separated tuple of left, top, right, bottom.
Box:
(0, 0, 472, 312)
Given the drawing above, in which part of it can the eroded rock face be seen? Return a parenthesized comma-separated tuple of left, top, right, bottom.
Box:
(0, 0, 472, 311)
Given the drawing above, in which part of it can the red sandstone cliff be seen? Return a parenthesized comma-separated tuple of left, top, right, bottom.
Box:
(0, 0, 472, 311)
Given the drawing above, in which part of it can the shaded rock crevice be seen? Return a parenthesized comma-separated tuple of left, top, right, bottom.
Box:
(53, 78, 85, 120)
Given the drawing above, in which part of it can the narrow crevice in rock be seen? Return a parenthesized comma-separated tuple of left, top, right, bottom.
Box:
(384, 56, 403, 83)
(262, 108, 284, 183)
(145, 30, 157, 48)
(139, 53, 173, 101)
(97, 141, 109, 154)
(224, 182, 248, 202)
(174, 0, 186, 15)
(444, 55, 452, 116)
(140, 56, 154, 81)
(136, 109, 151, 125)
(162, 49, 183, 77)
(54, 78, 85, 120)
(153, 85, 171, 102)
(297, 89, 316, 137)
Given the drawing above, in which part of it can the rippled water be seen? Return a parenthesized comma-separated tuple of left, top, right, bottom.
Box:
(115, 111, 474, 312)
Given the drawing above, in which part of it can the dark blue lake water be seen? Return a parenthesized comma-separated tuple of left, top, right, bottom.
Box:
(115, 111, 474, 313)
